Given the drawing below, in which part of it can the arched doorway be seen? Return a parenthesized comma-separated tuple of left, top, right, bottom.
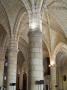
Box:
(56, 51, 67, 90)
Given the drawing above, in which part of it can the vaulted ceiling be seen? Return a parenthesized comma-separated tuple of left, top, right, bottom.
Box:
(0, 0, 67, 54)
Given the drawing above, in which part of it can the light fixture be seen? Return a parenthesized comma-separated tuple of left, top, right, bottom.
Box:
(18, 71, 20, 75)
(49, 64, 51, 67)
(4, 76, 6, 80)
(49, 61, 55, 67)
(5, 62, 8, 66)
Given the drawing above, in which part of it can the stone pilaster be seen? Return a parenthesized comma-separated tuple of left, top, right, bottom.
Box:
(28, 30, 44, 90)
(7, 38, 18, 90)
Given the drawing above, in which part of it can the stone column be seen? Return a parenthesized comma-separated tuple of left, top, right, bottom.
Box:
(43, 58, 48, 90)
(0, 60, 4, 88)
(19, 69, 23, 90)
(0, 50, 5, 89)
(29, 30, 44, 90)
(7, 38, 18, 90)
(50, 64, 58, 90)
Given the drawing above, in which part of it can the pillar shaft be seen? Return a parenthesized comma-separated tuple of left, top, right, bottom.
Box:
(50, 65, 57, 90)
(7, 39, 18, 90)
(29, 30, 44, 90)
(19, 69, 23, 90)
(0, 50, 5, 89)
(0, 60, 4, 87)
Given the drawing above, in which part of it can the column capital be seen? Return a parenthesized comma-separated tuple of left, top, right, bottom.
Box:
(29, 10, 42, 31)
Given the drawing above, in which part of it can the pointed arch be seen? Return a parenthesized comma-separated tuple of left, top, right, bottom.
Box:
(51, 42, 67, 62)
(13, 7, 28, 40)
(0, 1, 11, 37)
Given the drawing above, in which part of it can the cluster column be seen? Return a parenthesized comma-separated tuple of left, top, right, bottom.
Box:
(29, 30, 44, 90)
(7, 38, 18, 90)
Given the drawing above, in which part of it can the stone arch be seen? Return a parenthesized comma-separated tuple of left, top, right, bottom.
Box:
(51, 42, 67, 64)
(42, 9, 66, 55)
(54, 43, 67, 90)
(18, 37, 28, 62)
(0, 25, 7, 47)
(42, 10, 65, 34)
(13, 5, 28, 40)
(49, 42, 67, 90)
(17, 50, 26, 90)
(17, 51, 25, 72)
(0, 24, 10, 59)
(0, 1, 11, 55)
(43, 41, 50, 58)
(0, 1, 11, 37)
(20, 0, 31, 14)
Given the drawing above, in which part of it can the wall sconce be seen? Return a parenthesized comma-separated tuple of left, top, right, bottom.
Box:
(5, 62, 8, 66)
(49, 61, 55, 67)
(4, 76, 6, 80)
